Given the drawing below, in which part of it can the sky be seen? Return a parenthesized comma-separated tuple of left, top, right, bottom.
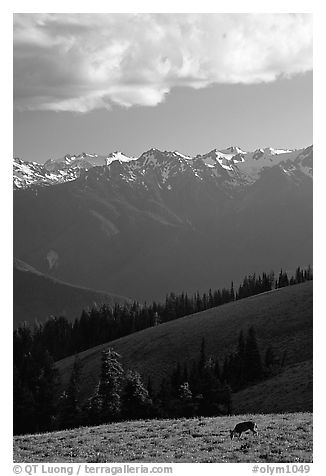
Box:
(13, 13, 313, 163)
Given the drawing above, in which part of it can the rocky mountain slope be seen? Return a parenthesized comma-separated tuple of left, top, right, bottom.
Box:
(13, 146, 312, 302)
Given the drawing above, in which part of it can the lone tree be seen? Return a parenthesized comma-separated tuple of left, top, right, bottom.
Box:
(87, 348, 124, 424)
(99, 348, 124, 421)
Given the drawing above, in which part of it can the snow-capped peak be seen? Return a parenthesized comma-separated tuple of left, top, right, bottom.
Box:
(13, 157, 79, 189)
(172, 151, 192, 160)
(105, 151, 137, 165)
(253, 147, 294, 159)
(219, 146, 247, 155)
(44, 152, 107, 172)
(263, 147, 294, 155)
(13, 145, 312, 191)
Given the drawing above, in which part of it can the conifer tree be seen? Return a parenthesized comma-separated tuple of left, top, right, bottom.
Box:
(34, 350, 58, 432)
(122, 370, 152, 419)
(199, 357, 221, 415)
(13, 364, 36, 435)
(214, 358, 220, 381)
(305, 265, 313, 281)
(189, 360, 200, 395)
(85, 383, 102, 425)
(96, 348, 124, 422)
(178, 381, 192, 401)
(208, 289, 214, 308)
(147, 376, 154, 400)
(57, 355, 82, 429)
(222, 355, 229, 383)
(177, 382, 195, 417)
(171, 361, 182, 396)
(244, 326, 263, 383)
(278, 269, 289, 288)
(230, 281, 235, 301)
(295, 267, 304, 284)
(198, 337, 207, 375)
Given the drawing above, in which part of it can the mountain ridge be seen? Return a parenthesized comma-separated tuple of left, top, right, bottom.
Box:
(13, 145, 312, 302)
(13, 145, 312, 190)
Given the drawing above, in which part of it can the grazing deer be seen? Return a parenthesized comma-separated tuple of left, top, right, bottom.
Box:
(230, 421, 258, 440)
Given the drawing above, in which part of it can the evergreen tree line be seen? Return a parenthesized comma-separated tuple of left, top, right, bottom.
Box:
(220, 327, 286, 392)
(57, 349, 153, 430)
(14, 265, 312, 364)
(13, 265, 312, 434)
(154, 326, 284, 419)
(13, 324, 58, 435)
(14, 347, 154, 434)
(13, 326, 288, 435)
(59, 340, 232, 428)
(154, 338, 232, 418)
(275, 266, 312, 289)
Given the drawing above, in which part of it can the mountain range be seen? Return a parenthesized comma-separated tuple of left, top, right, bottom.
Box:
(14, 146, 312, 190)
(13, 145, 313, 315)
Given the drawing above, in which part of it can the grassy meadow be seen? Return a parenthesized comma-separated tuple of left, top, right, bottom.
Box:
(14, 412, 312, 463)
(14, 284, 313, 463)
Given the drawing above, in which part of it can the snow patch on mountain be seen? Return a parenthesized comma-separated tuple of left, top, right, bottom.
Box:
(106, 151, 137, 165)
(219, 146, 247, 155)
(13, 145, 312, 191)
(13, 158, 79, 189)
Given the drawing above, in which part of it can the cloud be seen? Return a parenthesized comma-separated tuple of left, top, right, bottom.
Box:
(13, 13, 313, 113)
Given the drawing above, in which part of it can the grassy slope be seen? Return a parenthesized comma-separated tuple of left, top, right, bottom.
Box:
(232, 360, 313, 414)
(57, 281, 313, 408)
(14, 259, 130, 327)
(13, 412, 312, 463)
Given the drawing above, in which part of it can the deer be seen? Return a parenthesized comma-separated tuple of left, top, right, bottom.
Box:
(229, 421, 258, 440)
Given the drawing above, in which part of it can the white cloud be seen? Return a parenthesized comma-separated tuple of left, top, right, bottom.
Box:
(13, 13, 313, 113)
